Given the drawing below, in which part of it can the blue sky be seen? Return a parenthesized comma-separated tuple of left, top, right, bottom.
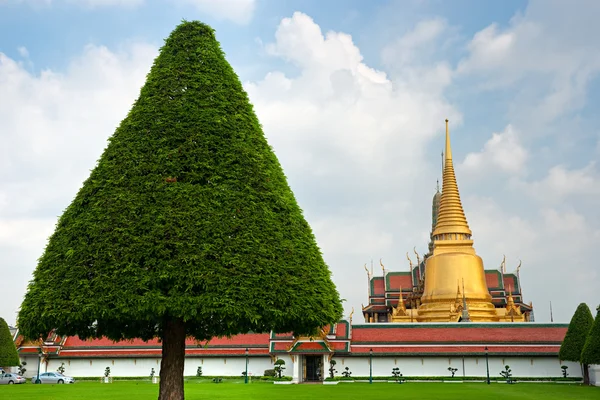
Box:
(1, 0, 599, 326)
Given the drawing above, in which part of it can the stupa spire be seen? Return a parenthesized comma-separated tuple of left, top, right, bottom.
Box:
(432, 119, 472, 240)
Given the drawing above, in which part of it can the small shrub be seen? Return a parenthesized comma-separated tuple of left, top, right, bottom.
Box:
(57, 362, 66, 374)
(500, 365, 513, 383)
(448, 367, 458, 378)
(212, 377, 222, 383)
(196, 366, 202, 377)
(561, 365, 568, 378)
(341, 366, 352, 379)
(274, 359, 286, 378)
(392, 367, 404, 383)
(264, 369, 276, 377)
(329, 360, 337, 378)
(104, 367, 111, 378)
(18, 361, 27, 376)
(150, 368, 155, 379)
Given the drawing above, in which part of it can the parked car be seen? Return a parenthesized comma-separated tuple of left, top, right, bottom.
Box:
(0, 372, 27, 384)
(31, 372, 75, 384)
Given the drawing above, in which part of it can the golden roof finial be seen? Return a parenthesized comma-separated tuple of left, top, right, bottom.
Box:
(380, 258, 385, 274)
(406, 252, 414, 270)
(398, 286, 406, 310)
(413, 247, 421, 266)
(432, 119, 473, 239)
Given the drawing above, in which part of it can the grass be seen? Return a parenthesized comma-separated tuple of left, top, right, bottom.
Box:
(0, 379, 598, 400)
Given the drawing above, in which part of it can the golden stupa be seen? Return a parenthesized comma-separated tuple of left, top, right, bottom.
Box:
(386, 120, 527, 323)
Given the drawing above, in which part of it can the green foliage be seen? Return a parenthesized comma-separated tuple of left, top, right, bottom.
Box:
(196, 366, 202, 377)
(561, 365, 568, 378)
(448, 367, 458, 377)
(581, 305, 600, 365)
(559, 303, 594, 362)
(0, 318, 19, 367)
(500, 365, 514, 383)
(150, 368, 155, 379)
(274, 359, 285, 378)
(341, 367, 352, 378)
(329, 360, 337, 378)
(17, 19, 342, 343)
(57, 362, 66, 374)
(212, 377, 222, 383)
(18, 361, 27, 376)
(104, 367, 111, 378)
(263, 369, 276, 377)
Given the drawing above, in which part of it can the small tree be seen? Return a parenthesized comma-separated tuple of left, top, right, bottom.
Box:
(104, 367, 111, 378)
(274, 359, 286, 378)
(0, 318, 19, 368)
(559, 303, 594, 384)
(500, 365, 513, 383)
(341, 366, 352, 379)
(392, 367, 403, 383)
(448, 367, 458, 378)
(328, 360, 337, 378)
(18, 361, 27, 376)
(196, 366, 202, 377)
(581, 305, 600, 381)
(57, 362, 66, 374)
(151, 368, 156, 379)
(561, 365, 569, 378)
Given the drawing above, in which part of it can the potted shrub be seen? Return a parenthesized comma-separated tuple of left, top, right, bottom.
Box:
(392, 367, 404, 383)
(103, 367, 111, 383)
(500, 365, 515, 384)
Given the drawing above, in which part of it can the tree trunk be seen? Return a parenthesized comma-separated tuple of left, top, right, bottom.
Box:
(158, 317, 186, 400)
(583, 363, 590, 385)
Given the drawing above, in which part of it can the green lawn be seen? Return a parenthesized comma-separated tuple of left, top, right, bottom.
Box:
(0, 380, 599, 400)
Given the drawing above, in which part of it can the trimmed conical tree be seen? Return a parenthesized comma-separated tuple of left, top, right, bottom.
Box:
(0, 318, 19, 368)
(559, 303, 594, 384)
(17, 21, 342, 399)
(581, 305, 600, 367)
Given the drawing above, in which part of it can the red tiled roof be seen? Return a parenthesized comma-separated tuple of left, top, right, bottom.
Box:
(350, 345, 560, 355)
(372, 278, 385, 296)
(293, 342, 327, 351)
(387, 275, 412, 290)
(59, 348, 271, 358)
(485, 273, 500, 288)
(335, 322, 347, 339)
(62, 333, 270, 348)
(503, 275, 516, 291)
(351, 325, 567, 344)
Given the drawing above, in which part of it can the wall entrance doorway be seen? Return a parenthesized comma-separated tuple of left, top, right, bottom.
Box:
(303, 355, 322, 382)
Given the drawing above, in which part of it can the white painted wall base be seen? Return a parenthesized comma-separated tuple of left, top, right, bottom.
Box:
(16, 355, 581, 380)
(589, 365, 600, 386)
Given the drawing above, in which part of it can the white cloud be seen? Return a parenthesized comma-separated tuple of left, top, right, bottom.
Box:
(457, 0, 600, 126)
(2, 5, 600, 327)
(525, 163, 600, 202)
(180, 0, 255, 24)
(17, 46, 29, 58)
(0, 43, 157, 325)
(466, 196, 600, 322)
(461, 125, 527, 175)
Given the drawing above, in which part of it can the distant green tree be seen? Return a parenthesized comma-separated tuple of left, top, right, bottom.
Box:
(0, 318, 19, 368)
(17, 20, 342, 400)
(559, 303, 594, 383)
(581, 305, 600, 377)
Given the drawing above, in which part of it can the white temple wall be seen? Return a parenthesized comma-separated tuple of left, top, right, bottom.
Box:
(18, 355, 580, 379)
(37, 357, 274, 378)
(331, 356, 581, 378)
